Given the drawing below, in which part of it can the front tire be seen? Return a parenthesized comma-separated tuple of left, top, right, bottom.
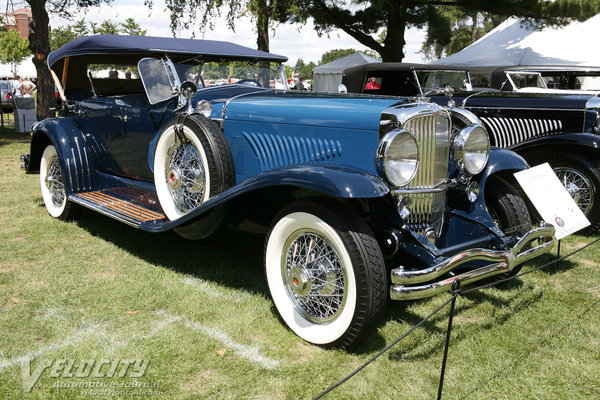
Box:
(486, 175, 532, 278)
(265, 201, 387, 348)
(40, 145, 79, 220)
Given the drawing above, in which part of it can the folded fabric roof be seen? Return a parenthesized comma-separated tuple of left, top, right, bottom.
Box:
(48, 34, 287, 68)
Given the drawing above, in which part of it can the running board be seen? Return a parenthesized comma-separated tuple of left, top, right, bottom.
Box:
(70, 187, 168, 228)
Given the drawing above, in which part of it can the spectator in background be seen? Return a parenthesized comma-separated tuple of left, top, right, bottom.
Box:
(295, 76, 307, 90)
(19, 77, 36, 97)
(125, 70, 132, 79)
(109, 70, 119, 79)
(11, 74, 23, 97)
(366, 77, 380, 90)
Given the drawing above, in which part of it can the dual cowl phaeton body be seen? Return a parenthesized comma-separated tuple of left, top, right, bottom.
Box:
(23, 36, 555, 347)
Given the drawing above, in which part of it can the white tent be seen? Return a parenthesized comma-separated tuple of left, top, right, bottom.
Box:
(431, 15, 600, 77)
(0, 59, 37, 79)
(312, 52, 380, 92)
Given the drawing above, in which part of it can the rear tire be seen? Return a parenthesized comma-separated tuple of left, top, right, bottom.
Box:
(40, 145, 79, 220)
(486, 175, 531, 279)
(265, 200, 387, 348)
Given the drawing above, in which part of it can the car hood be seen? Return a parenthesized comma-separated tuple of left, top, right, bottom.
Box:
(222, 91, 408, 132)
(436, 91, 598, 110)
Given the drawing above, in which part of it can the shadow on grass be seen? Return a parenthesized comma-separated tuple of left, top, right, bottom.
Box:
(73, 212, 269, 296)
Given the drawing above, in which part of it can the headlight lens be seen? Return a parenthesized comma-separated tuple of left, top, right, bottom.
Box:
(377, 129, 419, 187)
(453, 124, 489, 175)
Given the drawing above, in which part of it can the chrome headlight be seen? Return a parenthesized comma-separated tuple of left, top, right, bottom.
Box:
(376, 129, 419, 187)
(195, 100, 212, 117)
(453, 124, 489, 175)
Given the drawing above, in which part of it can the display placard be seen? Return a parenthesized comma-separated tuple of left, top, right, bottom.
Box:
(514, 163, 590, 239)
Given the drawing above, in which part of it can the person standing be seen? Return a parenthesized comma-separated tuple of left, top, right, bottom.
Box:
(19, 77, 36, 97)
(11, 75, 23, 97)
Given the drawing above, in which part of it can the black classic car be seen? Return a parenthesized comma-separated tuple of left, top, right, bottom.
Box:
(342, 62, 600, 233)
(491, 65, 600, 92)
(22, 36, 554, 348)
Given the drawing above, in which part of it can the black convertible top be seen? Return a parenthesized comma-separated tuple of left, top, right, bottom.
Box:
(48, 34, 287, 68)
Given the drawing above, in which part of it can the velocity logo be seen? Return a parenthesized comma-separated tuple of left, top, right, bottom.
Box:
(20, 358, 150, 392)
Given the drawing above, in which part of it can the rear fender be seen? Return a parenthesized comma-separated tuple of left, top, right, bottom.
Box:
(29, 118, 99, 194)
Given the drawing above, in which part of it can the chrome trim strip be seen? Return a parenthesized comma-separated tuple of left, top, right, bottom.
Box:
(71, 148, 80, 191)
(74, 137, 85, 189)
(221, 88, 277, 120)
(66, 158, 73, 193)
(389, 224, 555, 300)
(465, 106, 585, 112)
(83, 146, 91, 190)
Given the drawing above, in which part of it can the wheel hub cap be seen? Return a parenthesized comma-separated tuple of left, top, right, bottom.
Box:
(289, 266, 311, 296)
(167, 168, 182, 190)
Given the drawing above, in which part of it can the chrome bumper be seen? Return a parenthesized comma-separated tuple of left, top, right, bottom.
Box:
(390, 224, 555, 300)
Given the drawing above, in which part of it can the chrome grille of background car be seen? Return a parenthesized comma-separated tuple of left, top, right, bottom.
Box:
(402, 114, 450, 237)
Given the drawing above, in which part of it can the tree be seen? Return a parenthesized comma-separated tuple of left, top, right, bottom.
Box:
(121, 18, 147, 36)
(319, 48, 358, 65)
(24, 0, 111, 121)
(421, 11, 504, 60)
(90, 20, 120, 34)
(295, 0, 600, 62)
(0, 29, 31, 75)
(151, 0, 297, 52)
(50, 25, 78, 51)
(293, 58, 316, 79)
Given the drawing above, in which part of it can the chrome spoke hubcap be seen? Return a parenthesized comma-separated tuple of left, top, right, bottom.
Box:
(282, 231, 346, 324)
(554, 167, 594, 214)
(165, 137, 205, 213)
(46, 156, 65, 208)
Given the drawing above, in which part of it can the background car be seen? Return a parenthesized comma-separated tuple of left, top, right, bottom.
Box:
(1, 80, 13, 112)
(22, 36, 554, 347)
(342, 62, 600, 233)
(491, 65, 600, 93)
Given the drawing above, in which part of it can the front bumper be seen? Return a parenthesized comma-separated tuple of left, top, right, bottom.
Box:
(390, 224, 555, 300)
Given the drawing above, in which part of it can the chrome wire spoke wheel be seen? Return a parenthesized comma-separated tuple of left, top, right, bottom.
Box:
(165, 138, 206, 213)
(46, 155, 66, 208)
(282, 231, 347, 324)
(554, 167, 594, 214)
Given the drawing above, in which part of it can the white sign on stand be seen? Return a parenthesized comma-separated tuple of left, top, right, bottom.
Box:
(514, 163, 590, 239)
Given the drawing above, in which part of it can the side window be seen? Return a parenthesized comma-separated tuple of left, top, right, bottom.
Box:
(365, 76, 381, 90)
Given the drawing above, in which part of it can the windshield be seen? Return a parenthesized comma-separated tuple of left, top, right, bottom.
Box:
(175, 60, 287, 89)
(415, 70, 472, 91)
(507, 72, 547, 89)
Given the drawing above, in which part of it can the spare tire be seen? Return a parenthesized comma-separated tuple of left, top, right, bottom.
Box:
(153, 114, 234, 221)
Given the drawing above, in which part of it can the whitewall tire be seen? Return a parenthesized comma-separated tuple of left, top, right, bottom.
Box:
(40, 145, 79, 220)
(265, 201, 387, 348)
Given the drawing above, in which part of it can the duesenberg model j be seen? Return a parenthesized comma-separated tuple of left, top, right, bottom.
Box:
(22, 36, 554, 347)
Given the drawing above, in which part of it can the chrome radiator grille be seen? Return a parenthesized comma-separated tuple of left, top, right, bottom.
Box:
(402, 113, 450, 236)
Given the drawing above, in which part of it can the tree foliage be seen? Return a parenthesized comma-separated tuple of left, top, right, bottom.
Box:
(294, 0, 600, 62)
(0, 29, 31, 75)
(120, 18, 147, 36)
(293, 58, 316, 79)
(148, 0, 297, 52)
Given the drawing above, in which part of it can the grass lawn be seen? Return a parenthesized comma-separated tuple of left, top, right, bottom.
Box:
(1, 127, 599, 399)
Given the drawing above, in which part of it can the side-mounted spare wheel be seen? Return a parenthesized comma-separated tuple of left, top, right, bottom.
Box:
(40, 145, 80, 220)
(265, 200, 387, 348)
(153, 114, 234, 237)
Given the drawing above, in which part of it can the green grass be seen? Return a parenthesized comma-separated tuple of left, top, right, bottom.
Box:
(1, 131, 599, 399)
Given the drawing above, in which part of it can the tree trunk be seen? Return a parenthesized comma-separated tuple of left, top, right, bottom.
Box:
(27, 0, 53, 121)
(380, 1, 406, 62)
(256, 0, 270, 52)
(471, 13, 478, 43)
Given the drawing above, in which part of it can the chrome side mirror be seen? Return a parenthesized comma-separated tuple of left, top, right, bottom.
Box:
(180, 80, 198, 114)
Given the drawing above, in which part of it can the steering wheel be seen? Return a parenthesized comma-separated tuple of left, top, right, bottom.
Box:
(237, 79, 260, 87)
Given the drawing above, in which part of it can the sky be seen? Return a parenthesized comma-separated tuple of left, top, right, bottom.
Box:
(37, 0, 427, 66)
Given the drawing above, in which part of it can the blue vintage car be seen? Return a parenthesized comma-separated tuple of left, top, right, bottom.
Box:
(22, 36, 554, 347)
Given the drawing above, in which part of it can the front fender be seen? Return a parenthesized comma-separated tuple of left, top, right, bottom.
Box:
(479, 146, 529, 187)
(29, 118, 98, 194)
(142, 164, 390, 232)
(511, 132, 600, 159)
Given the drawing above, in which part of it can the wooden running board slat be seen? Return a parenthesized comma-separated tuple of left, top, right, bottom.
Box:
(74, 188, 165, 223)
